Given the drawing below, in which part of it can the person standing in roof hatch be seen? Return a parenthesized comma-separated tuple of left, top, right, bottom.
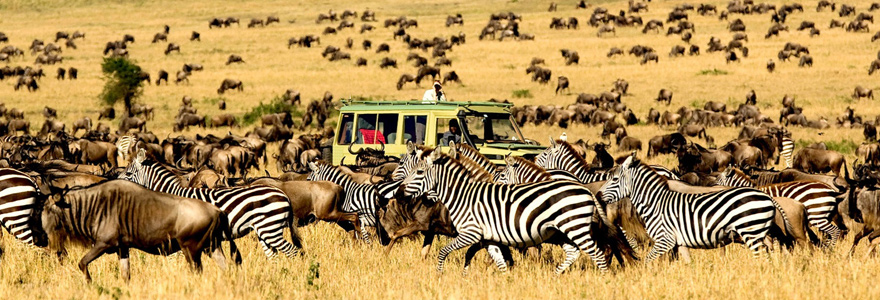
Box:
(422, 80, 447, 102)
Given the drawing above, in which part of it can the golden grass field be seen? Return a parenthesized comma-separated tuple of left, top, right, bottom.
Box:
(3, 0, 880, 298)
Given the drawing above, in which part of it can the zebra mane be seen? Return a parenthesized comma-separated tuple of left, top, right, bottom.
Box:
(140, 160, 190, 186)
(508, 155, 550, 179)
(433, 152, 485, 182)
(630, 161, 670, 186)
(726, 166, 754, 184)
(317, 161, 359, 183)
(556, 141, 590, 167)
(454, 143, 496, 172)
(453, 154, 495, 182)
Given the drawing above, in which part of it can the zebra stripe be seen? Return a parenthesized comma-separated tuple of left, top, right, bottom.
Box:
(120, 150, 300, 258)
(715, 167, 840, 247)
(307, 161, 380, 243)
(780, 136, 794, 168)
(601, 156, 784, 262)
(0, 168, 43, 247)
(402, 151, 610, 273)
(116, 135, 137, 163)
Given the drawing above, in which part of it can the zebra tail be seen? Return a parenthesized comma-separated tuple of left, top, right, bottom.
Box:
(592, 199, 640, 266)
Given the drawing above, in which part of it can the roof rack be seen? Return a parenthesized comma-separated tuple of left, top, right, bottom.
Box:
(340, 100, 513, 108)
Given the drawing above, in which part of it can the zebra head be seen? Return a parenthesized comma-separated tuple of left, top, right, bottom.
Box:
(715, 165, 736, 186)
(401, 149, 441, 198)
(498, 154, 520, 184)
(306, 161, 335, 181)
(119, 148, 149, 185)
(600, 155, 639, 204)
(392, 141, 420, 181)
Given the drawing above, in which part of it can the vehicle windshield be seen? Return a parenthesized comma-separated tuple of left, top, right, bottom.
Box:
(459, 112, 526, 144)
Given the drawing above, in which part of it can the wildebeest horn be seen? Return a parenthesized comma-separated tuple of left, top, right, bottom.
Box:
(378, 140, 385, 152)
(348, 143, 361, 155)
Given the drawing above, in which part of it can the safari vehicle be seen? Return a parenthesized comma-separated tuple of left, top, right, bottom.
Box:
(332, 100, 545, 165)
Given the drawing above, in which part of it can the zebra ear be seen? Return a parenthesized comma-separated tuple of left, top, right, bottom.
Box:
(308, 161, 319, 172)
(448, 142, 458, 157)
(548, 135, 557, 147)
(429, 147, 442, 161)
(135, 148, 146, 163)
(406, 141, 415, 153)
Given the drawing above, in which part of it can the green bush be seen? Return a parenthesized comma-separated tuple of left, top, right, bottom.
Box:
(697, 68, 729, 76)
(795, 138, 858, 154)
(241, 96, 296, 126)
(512, 89, 532, 98)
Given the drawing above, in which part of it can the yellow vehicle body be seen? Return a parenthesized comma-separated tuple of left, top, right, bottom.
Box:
(332, 100, 545, 165)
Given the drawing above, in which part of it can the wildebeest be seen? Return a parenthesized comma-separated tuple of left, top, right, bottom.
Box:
(793, 148, 846, 176)
(217, 79, 243, 94)
(647, 132, 687, 157)
(210, 114, 238, 128)
(555, 76, 570, 94)
(853, 86, 874, 100)
(798, 55, 813, 67)
(175, 113, 207, 131)
(190, 31, 201, 41)
(656, 89, 673, 105)
(164, 43, 181, 55)
(226, 54, 244, 65)
(41, 180, 238, 282)
(397, 74, 415, 90)
(442, 71, 460, 84)
(641, 52, 659, 64)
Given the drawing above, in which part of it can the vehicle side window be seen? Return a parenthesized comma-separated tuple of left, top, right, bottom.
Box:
(377, 114, 399, 144)
(337, 113, 354, 144)
(403, 115, 427, 144)
(355, 114, 378, 144)
(436, 118, 462, 146)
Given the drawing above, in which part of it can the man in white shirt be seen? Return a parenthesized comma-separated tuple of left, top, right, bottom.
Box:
(422, 80, 447, 102)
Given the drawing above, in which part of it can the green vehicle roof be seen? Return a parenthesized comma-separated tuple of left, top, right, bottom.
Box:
(340, 100, 513, 112)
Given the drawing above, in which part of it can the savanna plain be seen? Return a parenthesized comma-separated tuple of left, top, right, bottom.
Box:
(1, 0, 880, 299)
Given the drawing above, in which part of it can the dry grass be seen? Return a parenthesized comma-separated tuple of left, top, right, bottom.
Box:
(2, 0, 880, 298)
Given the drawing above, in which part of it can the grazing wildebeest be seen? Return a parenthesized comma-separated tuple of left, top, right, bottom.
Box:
(641, 52, 659, 64)
(217, 79, 243, 94)
(442, 71, 460, 84)
(854, 86, 874, 100)
(190, 31, 201, 41)
(397, 74, 415, 90)
(41, 181, 239, 283)
(656, 89, 673, 105)
(226, 54, 244, 65)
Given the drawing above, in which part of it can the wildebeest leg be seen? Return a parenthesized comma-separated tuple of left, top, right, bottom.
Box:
(863, 230, 880, 258)
(118, 247, 131, 282)
(210, 245, 228, 270)
(421, 233, 435, 259)
(848, 228, 868, 256)
(79, 242, 112, 283)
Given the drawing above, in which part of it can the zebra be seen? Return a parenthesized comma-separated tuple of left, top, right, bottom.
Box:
(401, 149, 628, 273)
(538, 139, 682, 183)
(115, 135, 137, 164)
(307, 161, 383, 243)
(779, 134, 794, 168)
(119, 149, 302, 258)
(601, 155, 792, 263)
(0, 168, 45, 248)
(392, 142, 435, 181)
(715, 166, 841, 248)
